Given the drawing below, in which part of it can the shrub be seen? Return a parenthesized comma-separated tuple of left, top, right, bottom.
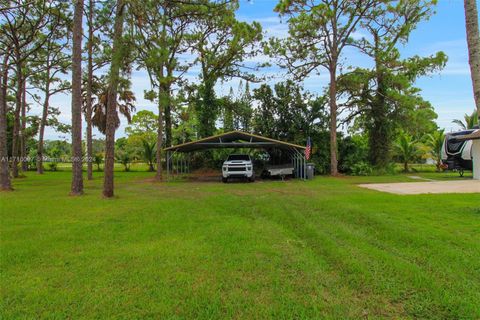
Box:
(116, 150, 132, 172)
(350, 162, 373, 176)
(394, 132, 420, 172)
(372, 162, 396, 175)
(94, 153, 104, 171)
(309, 131, 331, 174)
(338, 135, 369, 174)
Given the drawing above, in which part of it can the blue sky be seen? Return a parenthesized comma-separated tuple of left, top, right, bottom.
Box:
(45, 0, 476, 140)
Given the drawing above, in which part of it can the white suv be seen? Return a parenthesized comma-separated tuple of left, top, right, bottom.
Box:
(222, 154, 254, 182)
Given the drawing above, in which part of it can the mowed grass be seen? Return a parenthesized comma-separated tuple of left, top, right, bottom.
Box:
(0, 172, 479, 319)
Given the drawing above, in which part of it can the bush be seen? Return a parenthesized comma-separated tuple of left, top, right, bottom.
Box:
(94, 153, 104, 171)
(310, 131, 331, 174)
(338, 135, 369, 174)
(27, 149, 37, 171)
(305, 133, 370, 175)
(350, 162, 373, 176)
(47, 163, 58, 171)
(372, 162, 396, 175)
(116, 150, 133, 172)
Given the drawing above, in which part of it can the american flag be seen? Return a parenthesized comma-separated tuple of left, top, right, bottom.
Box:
(305, 137, 311, 160)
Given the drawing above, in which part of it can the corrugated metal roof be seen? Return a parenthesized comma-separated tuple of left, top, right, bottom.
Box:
(454, 129, 480, 141)
(164, 130, 306, 152)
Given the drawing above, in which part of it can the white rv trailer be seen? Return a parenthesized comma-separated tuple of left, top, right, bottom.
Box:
(441, 128, 479, 176)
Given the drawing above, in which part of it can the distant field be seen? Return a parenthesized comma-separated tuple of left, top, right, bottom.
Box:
(50, 161, 153, 171)
(40, 161, 474, 177)
(1, 171, 478, 318)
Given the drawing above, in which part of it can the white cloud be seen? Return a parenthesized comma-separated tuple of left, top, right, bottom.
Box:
(264, 21, 289, 38)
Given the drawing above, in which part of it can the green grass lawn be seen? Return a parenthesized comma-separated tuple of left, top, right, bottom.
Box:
(1, 172, 479, 319)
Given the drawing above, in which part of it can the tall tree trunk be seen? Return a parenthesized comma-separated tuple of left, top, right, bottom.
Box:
(369, 38, 392, 169)
(0, 53, 12, 191)
(164, 86, 172, 148)
(164, 63, 172, 147)
(86, 0, 94, 180)
(149, 158, 155, 172)
(464, 0, 480, 124)
(70, 0, 84, 196)
(198, 78, 216, 138)
(155, 84, 165, 181)
(11, 58, 22, 178)
(37, 76, 50, 174)
(223, 100, 234, 132)
(20, 79, 27, 171)
(328, 65, 338, 176)
(103, 0, 125, 197)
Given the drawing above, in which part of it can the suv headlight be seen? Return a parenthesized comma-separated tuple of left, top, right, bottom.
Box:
(223, 166, 227, 171)
(247, 166, 252, 170)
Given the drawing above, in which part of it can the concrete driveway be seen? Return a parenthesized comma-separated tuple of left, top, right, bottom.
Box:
(359, 180, 480, 195)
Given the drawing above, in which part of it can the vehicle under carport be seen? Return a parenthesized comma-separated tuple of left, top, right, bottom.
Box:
(163, 130, 308, 181)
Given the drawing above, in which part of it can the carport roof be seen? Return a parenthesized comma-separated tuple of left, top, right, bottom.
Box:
(164, 130, 306, 153)
(454, 129, 480, 141)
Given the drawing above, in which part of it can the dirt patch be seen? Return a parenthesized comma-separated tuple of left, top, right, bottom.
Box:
(359, 180, 480, 195)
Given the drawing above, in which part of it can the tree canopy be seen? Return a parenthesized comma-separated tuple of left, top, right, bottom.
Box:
(0, 0, 465, 194)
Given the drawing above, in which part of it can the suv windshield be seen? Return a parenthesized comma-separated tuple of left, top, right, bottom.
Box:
(227, 154, 250, 161)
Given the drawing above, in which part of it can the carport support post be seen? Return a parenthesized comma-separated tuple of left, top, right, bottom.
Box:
(293, 151, 298, 178)
(293, 153, 295, 177)
(304, 155, 306, 180)
(297, 154, 300, 178)
(473, 139, 480, 180)
(292, 149, 306, 180)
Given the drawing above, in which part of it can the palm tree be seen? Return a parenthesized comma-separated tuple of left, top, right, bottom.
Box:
(464, 0, 480, 124)
(94, 153, 103, 171)
(426, 129, 445, 171)
(103, 0, 127, 198)
(141, 139, 156, 172)
(87, 76, 136, 135)
(85, 0, 95, 181)
(70, 0, 84, 196)
(452, 110, 478, 130)
(116, 150, 132, 172)
(394, 132, 420, 172)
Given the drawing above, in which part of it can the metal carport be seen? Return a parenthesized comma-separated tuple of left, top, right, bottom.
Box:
(163, 130, 307, 180)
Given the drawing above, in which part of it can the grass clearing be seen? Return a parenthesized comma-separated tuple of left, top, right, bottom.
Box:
(1, 171, 479, 318)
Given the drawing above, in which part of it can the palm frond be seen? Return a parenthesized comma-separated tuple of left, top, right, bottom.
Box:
(452, 110, 479, 130)
(451, 119, 467, 130)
